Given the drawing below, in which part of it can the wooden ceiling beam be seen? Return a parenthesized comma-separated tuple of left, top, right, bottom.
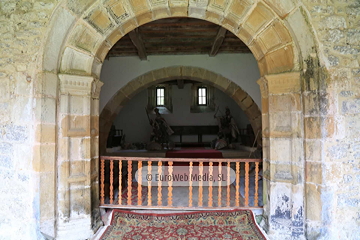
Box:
(128, 29, 147, 60)
(209, 27, 227, 57)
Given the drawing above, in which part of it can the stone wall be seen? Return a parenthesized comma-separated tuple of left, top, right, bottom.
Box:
(301, 0, 360, 239)
(0, 1, 58, 239)
(0, 0, 359, 239)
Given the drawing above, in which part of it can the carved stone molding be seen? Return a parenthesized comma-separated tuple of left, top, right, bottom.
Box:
(92, 79, 104, 99)
(257, 77, 268, 98)
(59, 74, 94, 96)
(265, 72, 301, 94)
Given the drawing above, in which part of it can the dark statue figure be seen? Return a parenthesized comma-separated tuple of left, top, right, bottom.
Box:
(213, 107, 240, 149)
(146, 107, 174, 149)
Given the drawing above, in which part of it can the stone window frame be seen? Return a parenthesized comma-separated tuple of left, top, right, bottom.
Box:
(147, 84, 173, 114)
(190, 83, 215, 113)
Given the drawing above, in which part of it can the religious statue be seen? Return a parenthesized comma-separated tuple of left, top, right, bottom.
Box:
(146, 107, 174, 149)
(213, 107, 240, 149)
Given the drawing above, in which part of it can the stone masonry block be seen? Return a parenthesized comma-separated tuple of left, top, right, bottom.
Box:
(36, 124, 56, 143)
(285, 8, 315, 60)
(136, 12, 153, 26)
(106, 0, 134, 25)
(232, 88, 247, 105)
(169, 0, 189, 17)
(305, 183, 321, 222)
(130, 0, 152, 15)
(305, 140, 321, 162)
(224, 82, 240, 97)
(214, 75, 231, 91)
(241, 95, 254, 109)
(96, 41, 111, 62)
(205, 10, 222, 25)
(269, 138, 291, 163)
(67, 0, 96, 15)
(242, 2, 275, 38)
(35, 72, 58, 98)
(263, 45, 295, 74)
(269, 112, 292, 138)
(188, 0, 208, 18)
(269, 93, 301, 112)
(60, 47, 94, 75)
(303, 91, 320, 116)
(265, 72, 301, 94)
(263, 0, 296, 19)
(85, 6, 115, 34)
(245, 103, 261, 121)
(306, 162, 322, 185)
(69, 24, 103, 55)
(106, 29, 124, 46)
(43, 8, 76, 72)
(61, 115, 91, 137)
(304, 117, 321, 139)
(248, 41, 265, 60)
(166, 66, 182, 78)
(257, 19, 292, 55)
(262, 97, 269, 114)
(38, 144, 56, 173)
(224, 0, 254, 31)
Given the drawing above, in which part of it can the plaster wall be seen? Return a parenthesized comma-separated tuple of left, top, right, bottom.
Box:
(114, 83, 250, 143)
(100, 54, 261, 111)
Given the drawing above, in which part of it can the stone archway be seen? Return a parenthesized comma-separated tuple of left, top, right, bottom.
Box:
(37, 1, 319, 239)
(99, 66, 262, 154)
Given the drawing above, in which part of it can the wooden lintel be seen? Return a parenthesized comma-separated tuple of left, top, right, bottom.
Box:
(177, 79, 184, 89)
(128, 29, 147, 60)
(209, 27, 227, 57)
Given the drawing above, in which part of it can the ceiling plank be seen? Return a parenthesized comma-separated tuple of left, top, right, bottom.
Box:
(128, 29, 147, 60)
(209, 27, 227, 57)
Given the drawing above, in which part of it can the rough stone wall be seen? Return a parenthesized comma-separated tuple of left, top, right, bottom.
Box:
(0, 0, 359, 239)
(300, 0, 360, 239)
(0, 1, 58, 239)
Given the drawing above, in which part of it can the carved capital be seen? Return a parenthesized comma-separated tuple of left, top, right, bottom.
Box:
(59, 74, 94, 96)
(92, 80, 104, 99)
(265, 72, 301, 94)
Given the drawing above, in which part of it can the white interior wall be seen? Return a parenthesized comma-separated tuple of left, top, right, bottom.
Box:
(114, 83, 250, 143)
(100, 53, 261, 111)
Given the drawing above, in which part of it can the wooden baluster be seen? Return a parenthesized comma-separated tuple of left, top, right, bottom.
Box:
(127, 160, 132, 205)
(245, 162, 249, 207)
(226, 161, 230, 207)
(235, 162, 240, 207)
(218, 162, 222, 207)
(208, 162, 213, 207)
(168, 161, 173, 206)
(157, 161, 162, 206)
(100, 158, 105, 205)
(137, 161, 142, 206)
(147, 161, 152, 206)
(118, 160, 122, 205)
(254, 162, 259, 207)
(189, 161, 193, 207)
(198, 162, 203, 207)
(110, 159, 114, 204)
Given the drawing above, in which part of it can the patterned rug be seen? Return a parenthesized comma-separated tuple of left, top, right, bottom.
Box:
(100, 209, 266, 240)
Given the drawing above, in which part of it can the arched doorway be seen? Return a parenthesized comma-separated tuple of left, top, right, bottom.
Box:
(38, 1, 318, 239)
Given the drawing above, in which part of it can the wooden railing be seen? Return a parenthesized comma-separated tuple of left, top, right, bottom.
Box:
(100, 156, 262, 210)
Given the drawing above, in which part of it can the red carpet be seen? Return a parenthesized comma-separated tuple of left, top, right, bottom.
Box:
(166, 148, 223, 158)
(100, 209, 266, 240)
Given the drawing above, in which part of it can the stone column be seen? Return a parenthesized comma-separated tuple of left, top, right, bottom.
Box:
(258, 72, 305, 239)
(56, 74, 102, 239)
